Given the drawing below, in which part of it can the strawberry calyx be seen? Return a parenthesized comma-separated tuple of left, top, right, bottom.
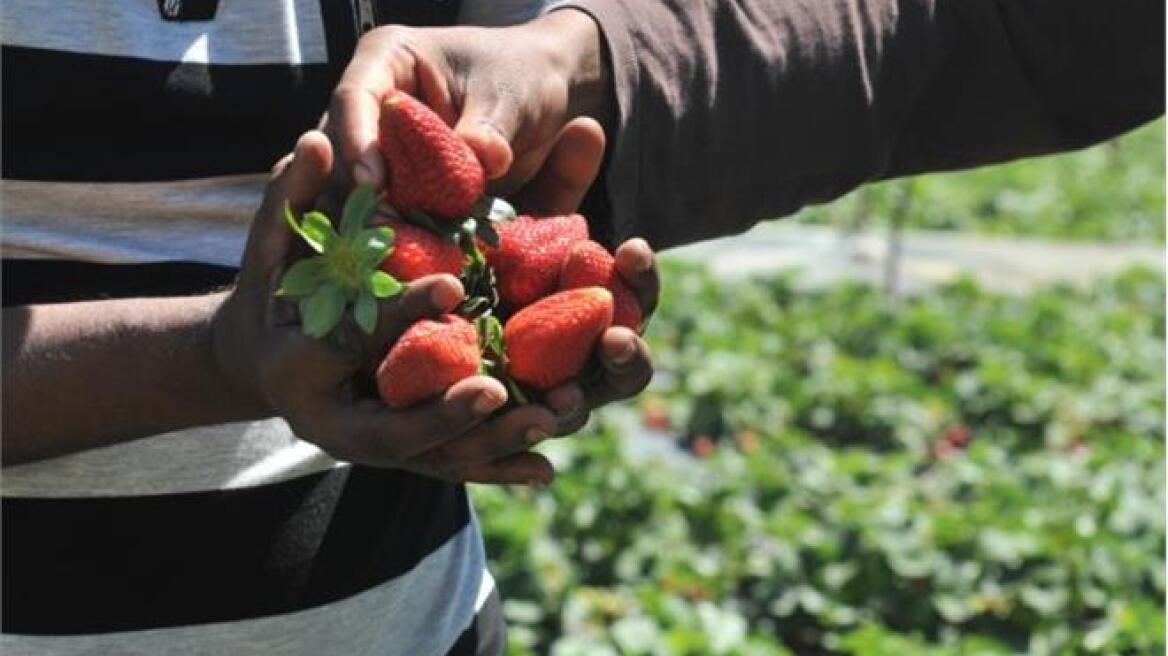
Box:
(278, 184, 405, 338)
(387, 195, 516, 320)
(474, 314, 530, 407)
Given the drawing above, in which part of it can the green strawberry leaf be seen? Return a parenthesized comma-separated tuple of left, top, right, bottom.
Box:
(300, 285, 346, 338)
(369, 270, 404, 299)
(301, 211, 338, 250)
(277, 258, 326, 297)
(359, 226, 395, 267)
(354, 289, 378, 335)
(476, 315, 505, 358)
(341, 184, 379, 238)
(285, 203, 324, 253)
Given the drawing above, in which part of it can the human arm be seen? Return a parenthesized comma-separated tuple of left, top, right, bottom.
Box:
(548, 0, 1164, 247)
(2, 132, 559, 484)
(2, 294, 261, 464)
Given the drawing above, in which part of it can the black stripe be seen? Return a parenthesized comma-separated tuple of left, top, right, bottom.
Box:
(445, 588, 506, 656)
(2, 4, 465, 184)
(375, 0, 462, 27)
(1, 46, 336, 182)
(2, 260, 239, 307)
(2, 467, 470, 634)
(321, 0, 360, 81)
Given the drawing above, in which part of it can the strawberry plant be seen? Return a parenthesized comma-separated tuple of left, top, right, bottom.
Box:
(474, 264, 1165, 655)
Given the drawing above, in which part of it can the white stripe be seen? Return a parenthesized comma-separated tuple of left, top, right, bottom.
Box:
(0, 0, 328, 66)
(2, 521, 490, 656)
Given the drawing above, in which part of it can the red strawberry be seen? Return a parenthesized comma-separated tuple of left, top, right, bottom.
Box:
(488, 214, 589, 309)
(560, 240, 644, 331)
(378, 216, 465, 281)
(379, 91, 484, 220)
(377, 315, 480, 409)
(504, 287, 613, 391)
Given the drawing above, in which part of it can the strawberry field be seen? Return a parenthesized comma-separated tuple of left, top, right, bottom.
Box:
(472, 123, 1165, 655)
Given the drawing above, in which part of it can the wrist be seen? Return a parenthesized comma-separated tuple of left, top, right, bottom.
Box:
(206, 291, 274, 420)
(534, 8, 615, 131)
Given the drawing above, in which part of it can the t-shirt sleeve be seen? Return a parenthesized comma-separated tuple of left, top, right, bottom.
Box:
(550, 0, 1164, 249)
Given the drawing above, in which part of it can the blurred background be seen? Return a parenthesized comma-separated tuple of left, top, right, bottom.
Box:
(473, 120, 1165, 655)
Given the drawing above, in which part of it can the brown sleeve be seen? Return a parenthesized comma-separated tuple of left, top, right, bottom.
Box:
(552, 0, 1165, 249)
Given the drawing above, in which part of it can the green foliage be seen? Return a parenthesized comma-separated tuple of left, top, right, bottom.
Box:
(279, 185, 400, 338)
(797, 119, 1165, 242)
(473, 263, 1164, 655)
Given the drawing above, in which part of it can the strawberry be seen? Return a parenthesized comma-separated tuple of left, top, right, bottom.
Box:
(379, 91, 485, 220)
(377, 315, 481, 409)
(560, 240, 644, 331)
(488, 214, 589, 309)
(378, 216, 465, 282)
(503, 287, 614, 391)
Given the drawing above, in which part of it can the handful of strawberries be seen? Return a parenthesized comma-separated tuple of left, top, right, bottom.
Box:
(278, 91, 644, 411)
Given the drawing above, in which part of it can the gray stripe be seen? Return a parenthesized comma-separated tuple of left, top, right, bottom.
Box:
(1, 176, 263, 266)
(1, 419, 339, 498)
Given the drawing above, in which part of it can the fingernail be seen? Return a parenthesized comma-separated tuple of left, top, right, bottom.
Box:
(472, 390, 504, 416)
(610, 339, 636, 365)
(526, 427, 550, 447)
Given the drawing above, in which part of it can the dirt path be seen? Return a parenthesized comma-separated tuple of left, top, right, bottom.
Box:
(661, 223, 1164, 294)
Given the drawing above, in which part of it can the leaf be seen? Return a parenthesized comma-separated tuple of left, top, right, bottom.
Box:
(300, 285, 346, 338)
(284, 202, 323, 253)
(277, 258, 325, 297)
(369, 271, 404, 298)
(475, 315, 505, 357)
(301, 211, 338, 251)
(341, 184, 379, 237)
(359, 226, 394, 267)
(354, 289, 378, 335)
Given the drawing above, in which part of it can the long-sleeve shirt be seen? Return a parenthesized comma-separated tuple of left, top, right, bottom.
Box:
(554, 0, 1165, 249)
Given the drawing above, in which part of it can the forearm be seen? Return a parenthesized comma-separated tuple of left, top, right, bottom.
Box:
(2, 293, 268, 464)
(551, 0, 1163, 248)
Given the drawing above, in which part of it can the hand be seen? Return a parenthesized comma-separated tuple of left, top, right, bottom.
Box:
(211, 131, 560, 485)
(323, 9, 614, 198)
(543, 238, 659, 436)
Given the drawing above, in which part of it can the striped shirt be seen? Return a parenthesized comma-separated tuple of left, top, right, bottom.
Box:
(1, 1, 547, 654)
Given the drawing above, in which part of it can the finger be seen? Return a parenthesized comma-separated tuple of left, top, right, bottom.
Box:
(244, 130, 334, 277)
(327, 43, 397, 190)
(581, 328, 654, 407)
(334, 375, 507, 464)
(543, 383, 590, 435)
(414, 403, 558, 471)
(613, 238, 660, 317)
(461, 451, 556, 486)
(327, 27, 457, 191)
(366, 273, 465, 350)
(453, 81, 520, 181)
(511, 117, 606, 215)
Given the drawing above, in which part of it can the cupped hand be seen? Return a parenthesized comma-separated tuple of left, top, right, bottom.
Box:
(211, 131, 559, 485)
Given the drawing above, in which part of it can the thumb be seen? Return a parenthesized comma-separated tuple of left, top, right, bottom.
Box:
(244, 130, 334, 277)
(454, 89, 519, 181)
